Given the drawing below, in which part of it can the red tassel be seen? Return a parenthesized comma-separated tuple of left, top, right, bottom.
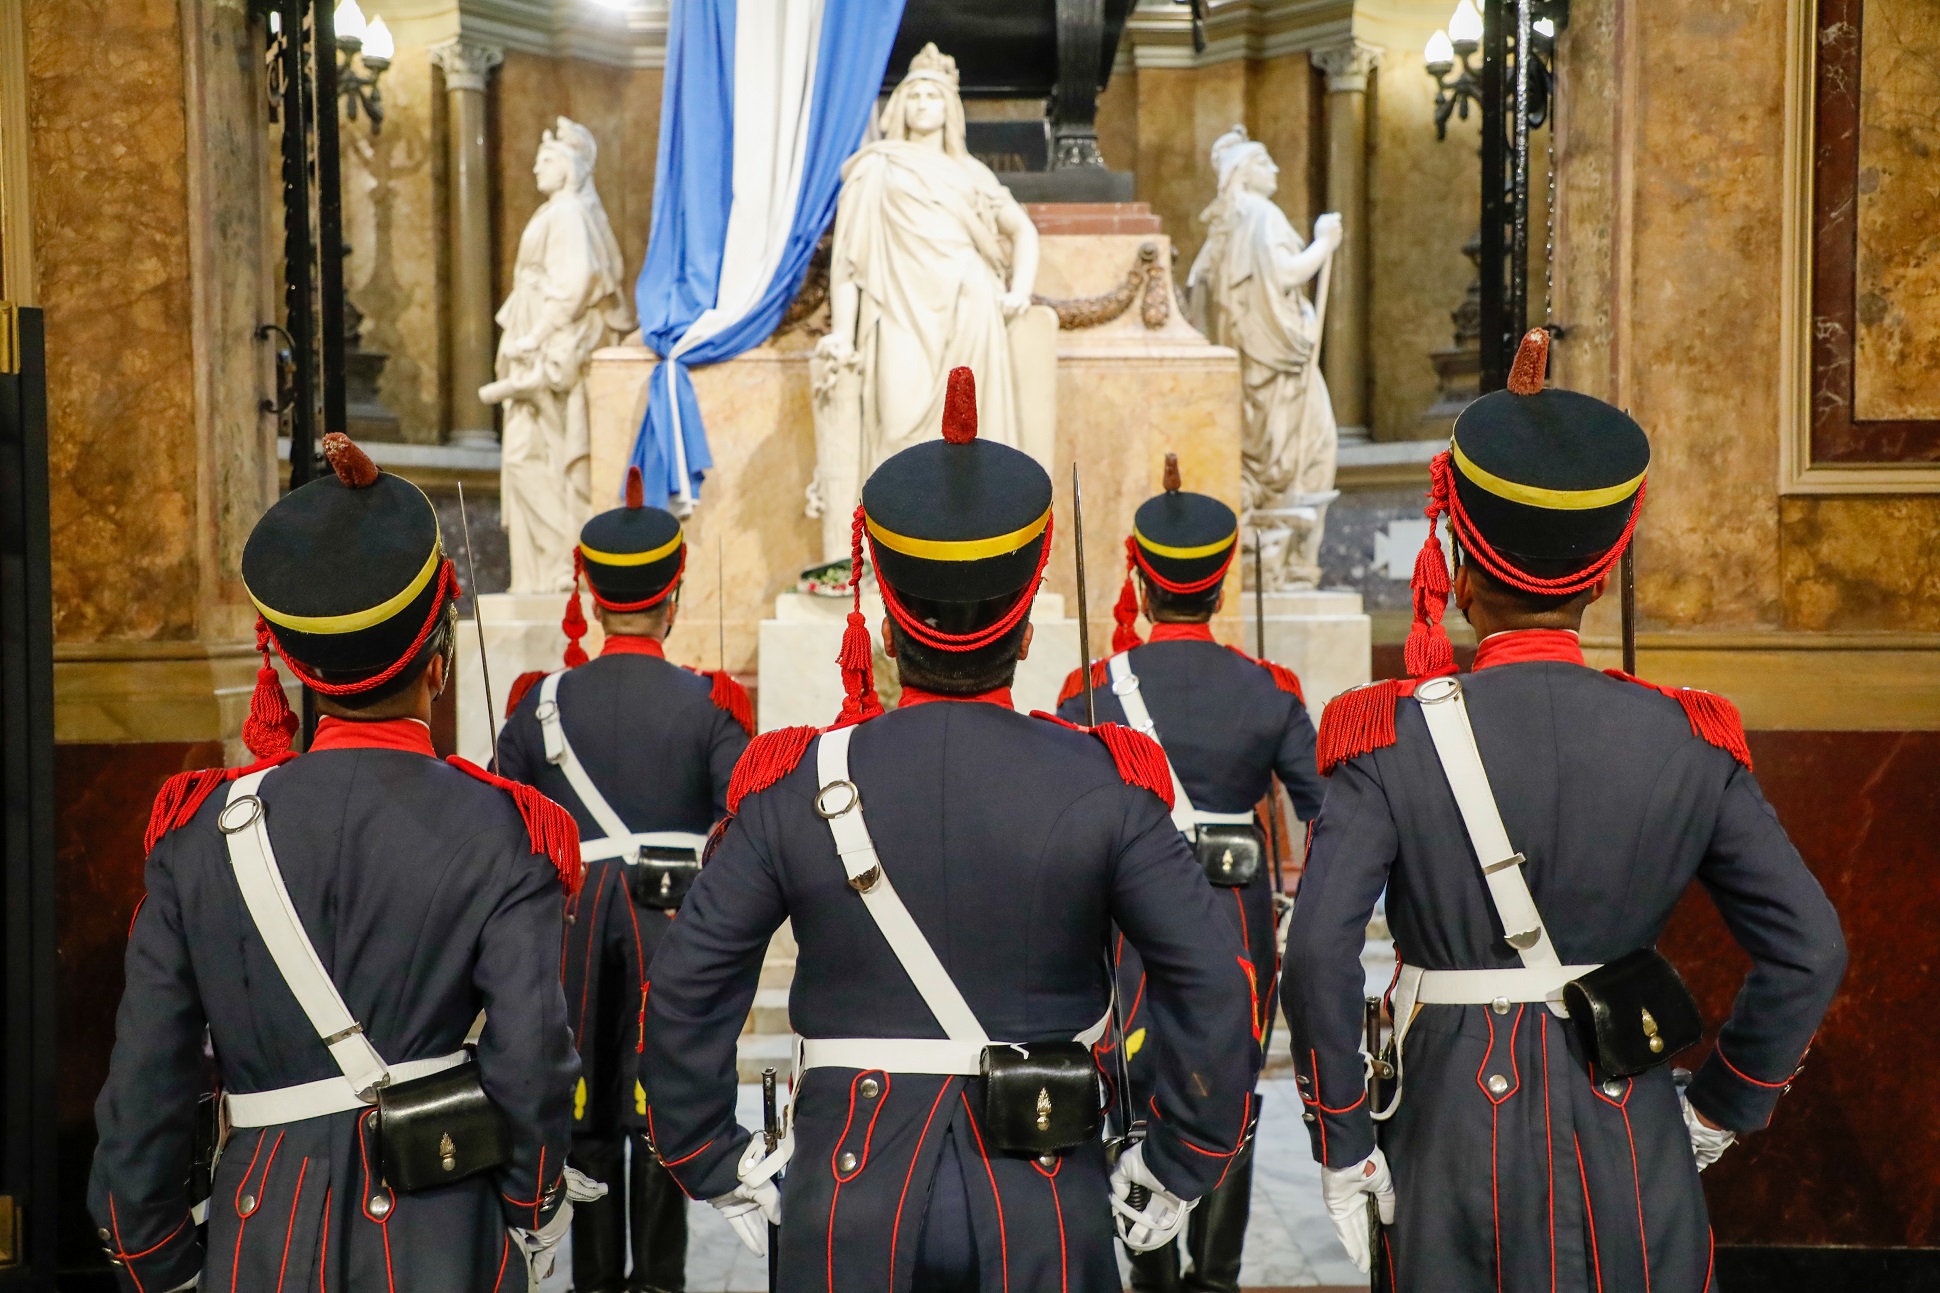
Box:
(1090, 722, 1175, 811)
(707, 670, 756, 736)
(1111, 538, 1144, 654)
(446, 756, 585, 895)
(726, 725, 819, 813)
(144, 753, 299, 855)
(1605, 672, 1753, 770)
(833, 506, 883, 727)
(1057, 658, 1111, 707)
(242, 618, 299, 759)
(1316, 679, 1402, 776)
(1403, 457, 1458, 679)
(505, 670, 548, 718)
(563, 554, 589, 668)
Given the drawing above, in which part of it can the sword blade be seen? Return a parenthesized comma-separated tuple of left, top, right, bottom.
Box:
(456, 482, 498, 770)
(1072, 463, 1097, 727)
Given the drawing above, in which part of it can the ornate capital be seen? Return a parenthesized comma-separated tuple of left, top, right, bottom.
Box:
(1313, 40, 1383, 94)
(430, 40, 504, 94)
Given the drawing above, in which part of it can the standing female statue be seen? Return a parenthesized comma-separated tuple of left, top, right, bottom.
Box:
(1189, 125, 1342, 589)
(481, 117, 634, 593)
(808, 43, 1053, 569)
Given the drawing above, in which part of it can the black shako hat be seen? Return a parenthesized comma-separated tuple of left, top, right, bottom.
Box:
(828, 366, 1053, 727)
(1404, 329, 1650, 677)
(1113, 453, 1237, 651)
(559, 465, 686, 666)
(239, 433, 458, 755)
(861, 366, 1053, 630)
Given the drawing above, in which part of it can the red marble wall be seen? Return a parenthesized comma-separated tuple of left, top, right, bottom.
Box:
(54, 741, 223, 1268)
(1661, 730, 1939, 1247)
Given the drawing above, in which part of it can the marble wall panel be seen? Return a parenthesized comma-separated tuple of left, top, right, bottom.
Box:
(1244, 53, 1318, 234)
(26, 0, 198, 643)
(1364, 29, 1490, 443)
(1779, 495, 1940, 631)
(1133, 62, 1246, 274)
(1095, 65, 1138, 174)
(343, 44, 444, 442)
(1549, 0, 1620, 401)
(1851, 0, 1940, 422)
(1623, 0, 1788, 629)
(1659, 730, 1940, 1247)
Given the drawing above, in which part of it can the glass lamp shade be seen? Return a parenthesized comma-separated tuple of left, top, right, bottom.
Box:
(363, 15, 394, 61)
(1533, 17, 1555, 37)
(1424, 29, 1455, 75)
(1448, 0, 1483, 48)
(334, 0, 368, 43)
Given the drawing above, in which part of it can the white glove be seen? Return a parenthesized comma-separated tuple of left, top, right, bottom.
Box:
(507, 1166, 607, 1285)
(1320, 1148, 1396, 1274)
(1109, 1142, 1195, 1253)
(709, 1132, 792, 1257)
(1681, 1092, 1736, 1171)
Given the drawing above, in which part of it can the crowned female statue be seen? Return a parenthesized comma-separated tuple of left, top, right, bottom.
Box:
(480, 117, 634, 593)
(1188, 125, 1342, 590)
(807, 43, 1054, 569)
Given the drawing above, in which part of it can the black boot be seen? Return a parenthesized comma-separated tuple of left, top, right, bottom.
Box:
(571, 1140, 627, 1293)
(1127, 1239, 1183, 1292)
(628, 1134, 689, 1293)
(1182, 1140, 1253, 1293)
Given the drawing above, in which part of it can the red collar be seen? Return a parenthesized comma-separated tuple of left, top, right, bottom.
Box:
(1145, 621, 1217, 644)
(309, 716, 437, 757)
(897, 684, 1015, 710)
(1471, 628, 1585, 671)
(601, 634, 666, 659)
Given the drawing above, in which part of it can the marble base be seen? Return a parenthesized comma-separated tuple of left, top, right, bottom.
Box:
(758, 592, 1079, 732)
(1242, 589, 1372, 723)
(453, 591, 604, 766)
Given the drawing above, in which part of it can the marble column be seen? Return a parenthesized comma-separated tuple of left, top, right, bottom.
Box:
(1313, 39, 1381, 445)
(430, 39, 503, 448)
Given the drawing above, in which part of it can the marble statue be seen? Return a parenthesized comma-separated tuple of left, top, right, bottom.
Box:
(1188, 125, 1343, 590)
(807, 42, 1056, 568)
(480, 117, 635, 593)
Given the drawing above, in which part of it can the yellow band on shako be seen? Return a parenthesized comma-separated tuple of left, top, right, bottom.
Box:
(1450, 439, 1645, 512)
(866, 506, 1051, 563)
(580, 528, 684, 568)
(1133, 526, 1237, 561)
(249, 543, 443, 636)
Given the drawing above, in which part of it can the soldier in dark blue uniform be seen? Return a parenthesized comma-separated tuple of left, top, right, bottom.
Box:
(89, 433, 591, 1292)
(1284, 332, 1847, 1290)
(498, 466, 752, 1293)
(638, 368, 1260, 1292)
(1055, 455, 1323, 1292)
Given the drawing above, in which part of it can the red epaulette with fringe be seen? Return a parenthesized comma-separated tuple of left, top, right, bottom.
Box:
(1057, 658, 1112, 708)
(1030, 712, 1175, 811)
(445, 756, 584, 895)
(1605, 671, 1753, 770)
(143, 753, 298, 855)
(1225, 646, 1305, 703)
(701, 670, 756, 736)
(726, 726, 818, 814)
(1316, 679, 1420, 777)
(504, 670, 549, 719)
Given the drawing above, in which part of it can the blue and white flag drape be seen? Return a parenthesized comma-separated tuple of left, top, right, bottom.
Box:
(628, 0, 907, 509)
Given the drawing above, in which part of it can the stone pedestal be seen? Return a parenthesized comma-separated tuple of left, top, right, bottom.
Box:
(453, 591, 604, 766)
(758, 592, 1079, 731)
(1242, 589, 1372, 722)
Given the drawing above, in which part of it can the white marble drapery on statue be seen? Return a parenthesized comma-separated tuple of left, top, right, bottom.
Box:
(1189, 125, 1342, 590)
(482, 117, 635, 593)
(808, 42, 1055, 566)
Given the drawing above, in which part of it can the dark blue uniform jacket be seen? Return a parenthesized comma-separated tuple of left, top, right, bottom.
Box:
(1058, 627, 1322, 1093)
(1285, 646, 1845, 1293)
(640, 696, 1261, 1293)
(89, 720, 581, 1293)
(497, 642, 748, 1140)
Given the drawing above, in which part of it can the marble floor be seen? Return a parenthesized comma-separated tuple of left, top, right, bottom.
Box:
(542, 1078, 1366, 1292)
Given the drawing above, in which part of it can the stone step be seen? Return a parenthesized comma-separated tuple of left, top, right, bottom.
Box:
(736, 1032, 795, 1084)
(759, 958, 796, 990)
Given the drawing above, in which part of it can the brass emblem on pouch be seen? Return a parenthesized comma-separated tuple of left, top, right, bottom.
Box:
(440, 1133, 458, 1172)
(659, 872, 674, 899)
(1641, 1007, 1664, 1054)
(1219, 849, 1235, 875)
(1035, 1087, 1052, 1132)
